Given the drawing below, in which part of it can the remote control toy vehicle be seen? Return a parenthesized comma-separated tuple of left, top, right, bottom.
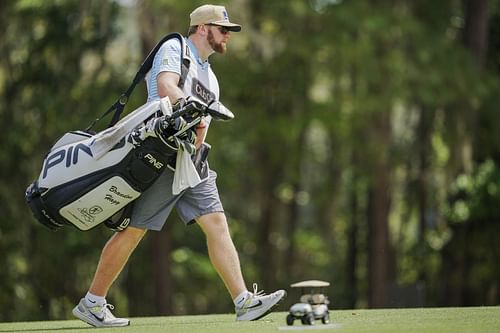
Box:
(286, 280, 330, 326)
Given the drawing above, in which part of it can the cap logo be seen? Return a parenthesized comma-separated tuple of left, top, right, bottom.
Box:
(223, 10, 229, 21)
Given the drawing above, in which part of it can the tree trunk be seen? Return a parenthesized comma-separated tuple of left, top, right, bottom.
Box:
(151, 229, 174, 314)
(462, 0, 490, 69)
(257, 171, 277, 288)
(458, 0, 490, 173)
(285, 182, 300, 279)
(346, 164, 359, 309)
(441, 0, 491, 306)
(367, 110, 392, 308)
(416, 105, 434, 283)
(367, 165, 391, 308)
(284, 128, 308, 280)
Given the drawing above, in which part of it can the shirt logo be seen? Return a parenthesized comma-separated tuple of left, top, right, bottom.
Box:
(192, 78, 216, 103)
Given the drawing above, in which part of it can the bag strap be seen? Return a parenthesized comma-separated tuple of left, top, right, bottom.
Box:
(86, 32, 190, 132)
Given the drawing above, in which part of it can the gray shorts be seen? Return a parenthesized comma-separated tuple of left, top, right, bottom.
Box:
(129, 168, 224, 231)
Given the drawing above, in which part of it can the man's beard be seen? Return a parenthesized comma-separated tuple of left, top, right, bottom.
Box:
(207, 29, 226, 54)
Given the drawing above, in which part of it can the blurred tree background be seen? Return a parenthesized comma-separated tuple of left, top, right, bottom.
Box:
(1, 0, 499, 322)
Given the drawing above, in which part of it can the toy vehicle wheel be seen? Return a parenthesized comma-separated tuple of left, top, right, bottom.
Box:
(305, 313, 315, 325)
(322, 311, 330, 324)
(286, 314, 295, 326)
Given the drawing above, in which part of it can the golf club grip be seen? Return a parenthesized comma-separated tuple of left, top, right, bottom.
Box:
(170, 101, 206, 120)
(166, 117, 201, 141)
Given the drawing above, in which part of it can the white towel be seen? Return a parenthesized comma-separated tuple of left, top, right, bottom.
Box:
(172, 140, 201, 195)
(90, 97, 172, 159)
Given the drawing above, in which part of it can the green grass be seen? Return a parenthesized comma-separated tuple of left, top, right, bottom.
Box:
(0, 307, 499, 333)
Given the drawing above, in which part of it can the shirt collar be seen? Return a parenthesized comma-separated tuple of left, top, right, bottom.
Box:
(186, 38, 210, 70)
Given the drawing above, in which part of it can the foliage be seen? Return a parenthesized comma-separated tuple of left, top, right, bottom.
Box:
(0, 0, 122, 321)
(1, 0, 500, 321)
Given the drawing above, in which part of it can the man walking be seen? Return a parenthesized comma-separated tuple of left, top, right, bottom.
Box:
(72, 4, 285, 327)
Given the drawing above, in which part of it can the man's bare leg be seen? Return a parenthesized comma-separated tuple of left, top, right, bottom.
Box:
(73, 226, 146, 327)
(196, 212, 247, 299)
(196, 212, 286, 321)
(89, 226, 147, 296)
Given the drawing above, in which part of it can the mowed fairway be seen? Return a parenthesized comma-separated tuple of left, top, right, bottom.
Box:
(0, 307, 499, 333)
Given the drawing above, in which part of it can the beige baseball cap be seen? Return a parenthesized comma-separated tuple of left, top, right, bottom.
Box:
(190, 4, 242, 32)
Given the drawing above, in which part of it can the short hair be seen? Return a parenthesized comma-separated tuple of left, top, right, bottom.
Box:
(187, 25, 198, 36)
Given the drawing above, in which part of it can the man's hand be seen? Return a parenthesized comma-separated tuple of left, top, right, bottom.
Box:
(195, 117, 208, 149)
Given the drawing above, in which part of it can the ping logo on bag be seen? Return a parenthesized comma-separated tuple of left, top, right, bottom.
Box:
(144, 153, 164, 169)
(42, 143, 93, 178)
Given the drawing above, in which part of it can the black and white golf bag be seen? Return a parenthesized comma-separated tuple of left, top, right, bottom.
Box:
(25, 98, 234, 232)
(25, 33, 191, 230)
(26, 99, 187, 231)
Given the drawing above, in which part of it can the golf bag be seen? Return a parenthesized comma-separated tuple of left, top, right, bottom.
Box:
(26, 98, 234, 232)
(25, 33, 233, 232)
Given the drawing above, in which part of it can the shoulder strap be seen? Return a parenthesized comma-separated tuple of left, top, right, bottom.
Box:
(178, 37, 191, 90)
(86, 32, 191, 131)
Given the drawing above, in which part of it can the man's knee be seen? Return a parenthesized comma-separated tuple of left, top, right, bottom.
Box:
(196, 212, 229, 235)
(111, 226, 147, 244)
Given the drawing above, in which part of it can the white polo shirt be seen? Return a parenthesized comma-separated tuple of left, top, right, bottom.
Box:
(146, 37, 220, 132)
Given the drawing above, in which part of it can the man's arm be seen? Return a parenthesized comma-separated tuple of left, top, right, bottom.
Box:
(157, 71, 185, 104)
(157, 71, 206, 148)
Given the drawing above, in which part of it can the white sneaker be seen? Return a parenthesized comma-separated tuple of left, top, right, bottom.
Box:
(236, 283, 286, 321)
(72, 298, 130, 327)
